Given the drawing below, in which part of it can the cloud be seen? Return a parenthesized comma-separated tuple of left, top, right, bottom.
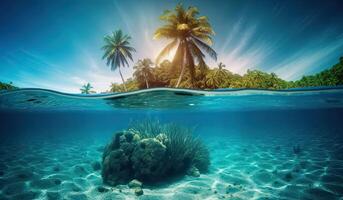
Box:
(273, 34, 343, 80)
(210, 19, 273, 74)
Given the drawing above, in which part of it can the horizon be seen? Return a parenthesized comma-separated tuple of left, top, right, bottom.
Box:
(1, 0, 343, 93)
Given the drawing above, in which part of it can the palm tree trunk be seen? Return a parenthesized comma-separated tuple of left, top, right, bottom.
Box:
(118, 67, 127, 92)
(145, 77, 149, 89)
(175, 54, 185, 88)
(144, 73, 149, 88)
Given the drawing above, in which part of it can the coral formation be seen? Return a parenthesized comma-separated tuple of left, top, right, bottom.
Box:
(101, 120, 210, 185)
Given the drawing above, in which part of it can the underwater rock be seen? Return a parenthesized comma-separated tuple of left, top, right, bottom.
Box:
(102, 131, 134, 185)
(91, 161, 101, 171)
(134, 187, 144, 196)
(187, 166, 200, 177)
(131, 138, 167, 180)
(101, 121, 210, 185)
(102, 149, 131, 185)
(128, 179, 143, 188)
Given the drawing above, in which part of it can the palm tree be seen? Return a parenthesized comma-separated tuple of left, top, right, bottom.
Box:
(217, 62, 225, 71)
(215, 62, 228, 78)
(205, 62, 230, 88)
(133, 58, 154, 88)
(102, 30, 136, 92)
(206, 70, 220, 88)
(80, 83, 95, 94)
(154, 4, 217, 88)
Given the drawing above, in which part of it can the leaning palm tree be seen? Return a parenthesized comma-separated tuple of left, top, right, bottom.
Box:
(102, 30, 136, 92)
(133, 58, 154, 88)
(80, 83, 95, 94)
(154, 4, 217, 88)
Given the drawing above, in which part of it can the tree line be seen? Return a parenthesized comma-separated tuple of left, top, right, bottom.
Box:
(107, 56, 343, 92)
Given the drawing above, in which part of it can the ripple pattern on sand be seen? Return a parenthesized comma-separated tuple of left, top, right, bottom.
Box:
(0, 133, 343, 199)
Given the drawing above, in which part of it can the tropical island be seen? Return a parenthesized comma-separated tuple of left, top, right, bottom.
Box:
(1, 4, 342, 94)
(98, 4, 343, 94)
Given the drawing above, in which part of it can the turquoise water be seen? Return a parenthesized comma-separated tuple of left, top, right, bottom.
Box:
(0, 87, 343, 200)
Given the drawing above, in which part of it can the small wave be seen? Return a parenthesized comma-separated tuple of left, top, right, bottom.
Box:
(0, 87, 343, 111)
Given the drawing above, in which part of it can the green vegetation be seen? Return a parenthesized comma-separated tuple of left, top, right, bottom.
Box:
(101, 120, 209, 185)
(154, 4, 217, 88)
(0, 81, 18, 91)
(102, 30, 136, 92)
(80, 83, 95, 94)
(290, 57, 343, 88)
(128, 120, 210, 173)
(108, 56, 343, 92)
(133, 59, 154, 89)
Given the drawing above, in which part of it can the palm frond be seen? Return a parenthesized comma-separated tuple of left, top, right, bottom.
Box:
(102, 30, 135, 71)
(156, 39, 178, 64)
(188, 40, 206, 68)
(192, 37, 217, 61)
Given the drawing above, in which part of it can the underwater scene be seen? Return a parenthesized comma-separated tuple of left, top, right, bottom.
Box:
(1, 88, 343, 200)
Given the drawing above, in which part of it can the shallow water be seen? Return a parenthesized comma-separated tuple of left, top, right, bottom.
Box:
(1, 87, 343, 200)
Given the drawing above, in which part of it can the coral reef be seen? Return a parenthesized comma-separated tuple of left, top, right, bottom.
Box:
(101, 120, 210, 185)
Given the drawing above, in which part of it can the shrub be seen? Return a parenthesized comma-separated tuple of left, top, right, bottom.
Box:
(101, 120, 210, 185)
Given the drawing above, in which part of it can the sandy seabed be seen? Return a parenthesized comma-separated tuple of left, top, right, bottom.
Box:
(0, 133, 343, 200)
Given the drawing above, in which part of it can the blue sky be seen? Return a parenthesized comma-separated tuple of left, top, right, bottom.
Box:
(1, 0, 343, 93)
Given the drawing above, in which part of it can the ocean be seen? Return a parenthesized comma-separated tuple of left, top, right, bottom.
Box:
(0, 87, 343, 200)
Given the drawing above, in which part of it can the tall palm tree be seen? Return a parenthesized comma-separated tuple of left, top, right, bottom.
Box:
(133, 58, 154, 88)
(80, 83, 94, 94)
(102, 30, 136, 92)
(154, 4, 217, 88)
